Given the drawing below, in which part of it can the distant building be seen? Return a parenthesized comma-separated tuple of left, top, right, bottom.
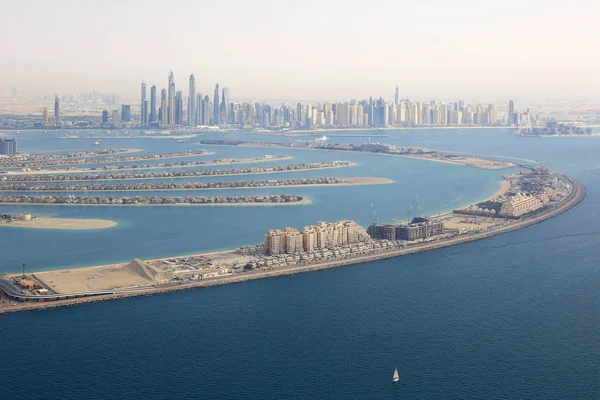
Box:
(112, 110, 120, 127)
(213, 83, 220, 125)
(54, 94, 60, 126)
(222, 87, 229, 124)
(175, 90, 183, 125)
(149, 85, 157, 122)
(101, 110, 109, 123)
(42, 107, 49, 127)
(0, 138, 17, 155)
(160, 88, 168, 125)
(188, 75, 196, 126)
(508, 100, 515, 125)
(121, 104, 131, 122)
(140, 81, 148, 126)
(168, 71, 175, 125)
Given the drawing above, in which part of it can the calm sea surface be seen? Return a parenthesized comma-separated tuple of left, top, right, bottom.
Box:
(1, 128, 600, 399)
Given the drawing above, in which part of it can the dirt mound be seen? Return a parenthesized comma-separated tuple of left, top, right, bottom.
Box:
(109, 258, 173, 282)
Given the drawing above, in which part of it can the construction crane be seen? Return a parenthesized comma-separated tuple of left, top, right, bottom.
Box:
(413, 194, 423, 216)
(370, 202, 379, 224)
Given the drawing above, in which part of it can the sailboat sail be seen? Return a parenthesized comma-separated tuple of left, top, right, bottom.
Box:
(393, 368, 400, 382)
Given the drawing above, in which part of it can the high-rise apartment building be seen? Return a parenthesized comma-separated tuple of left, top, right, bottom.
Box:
(221, 87, 229, 124)
(42, 107, 49, 126)
(160, 88, 168, 125)
(508, 100, 515, 125)
(149, 85, 157, 122)
(175, 91, 183, 125)
(213, 84, 220, 125)
(54, 94, 60, 126)
(168, 71, 175, 125)
(121, 104, 131, 122)
(101, 110, 109, 123)
(112, 110, 120, 127)
(188, 75, 196, 125)
(140, 81, 148, 126)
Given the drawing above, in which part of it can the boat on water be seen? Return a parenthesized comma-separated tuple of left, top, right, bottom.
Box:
(393, 368, 400, 383)
(92, 140, 101, 146)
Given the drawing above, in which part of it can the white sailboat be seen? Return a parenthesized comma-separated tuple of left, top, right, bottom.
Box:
(392, 368, 400, 382)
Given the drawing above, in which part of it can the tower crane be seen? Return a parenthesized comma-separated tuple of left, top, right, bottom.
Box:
(370, 202, 379, 224)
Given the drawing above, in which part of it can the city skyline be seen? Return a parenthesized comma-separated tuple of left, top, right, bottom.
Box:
(2, 0, 600, 101)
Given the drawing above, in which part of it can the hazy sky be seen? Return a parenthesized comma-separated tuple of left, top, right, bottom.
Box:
(2, 0, 599, 101)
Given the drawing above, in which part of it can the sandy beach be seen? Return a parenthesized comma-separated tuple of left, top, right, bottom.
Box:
(0, 217, 117, 230)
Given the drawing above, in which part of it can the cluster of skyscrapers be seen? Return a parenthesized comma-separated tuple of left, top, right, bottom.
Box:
(139, 71, 227, 128)
(39, 71, 519, 129)
(136, 72, 519, 129)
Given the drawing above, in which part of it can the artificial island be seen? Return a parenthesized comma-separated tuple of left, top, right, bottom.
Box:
(0, 141, 586, 314)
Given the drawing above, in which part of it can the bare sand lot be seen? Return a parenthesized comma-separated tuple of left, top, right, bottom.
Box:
(35, 259, 173, 293)
(401, 154, 517, 169)
(0, 217, 117, 229)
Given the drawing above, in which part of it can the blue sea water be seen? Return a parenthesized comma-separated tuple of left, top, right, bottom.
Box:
(1, 128, 600, 399)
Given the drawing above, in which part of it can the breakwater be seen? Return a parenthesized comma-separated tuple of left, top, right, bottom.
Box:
(0, 174, 585, 315)
(0, 161, 354, 182)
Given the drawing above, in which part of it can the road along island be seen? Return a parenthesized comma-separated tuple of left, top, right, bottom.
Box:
(0, 165, 585, 314)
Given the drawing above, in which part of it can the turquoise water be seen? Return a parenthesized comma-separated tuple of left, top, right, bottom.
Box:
(0, 130, 510, 272)
(2, 128, 600, 399)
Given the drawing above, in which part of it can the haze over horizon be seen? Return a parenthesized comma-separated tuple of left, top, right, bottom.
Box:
(2, 0, 599, 102)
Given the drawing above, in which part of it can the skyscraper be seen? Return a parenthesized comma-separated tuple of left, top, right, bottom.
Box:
(42, 107, 49, 126)
(508, 100, 515, 125)
(140, 81, 148, 126)
(394, 83, 399, 106)
(175, 90, 183, 125)
(213, 84, 220, 125)
(196, 93, 202, 125)
(160, 88, 168, 125)
(102, 110, 109, 123)
(222, 87, 229, 124)
(188, 75, 196, 126)
(150, 85, 157, 122)
(121, 104, 131, 122)
(168, 71, 176, 125)
(54, 94, 60, 126)
(112, 109, 120, 128)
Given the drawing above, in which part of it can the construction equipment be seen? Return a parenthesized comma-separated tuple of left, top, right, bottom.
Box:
(370, 202, 379, 224)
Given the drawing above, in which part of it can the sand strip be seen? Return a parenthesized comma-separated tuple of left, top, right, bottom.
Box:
(0, 217, 117, 230)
